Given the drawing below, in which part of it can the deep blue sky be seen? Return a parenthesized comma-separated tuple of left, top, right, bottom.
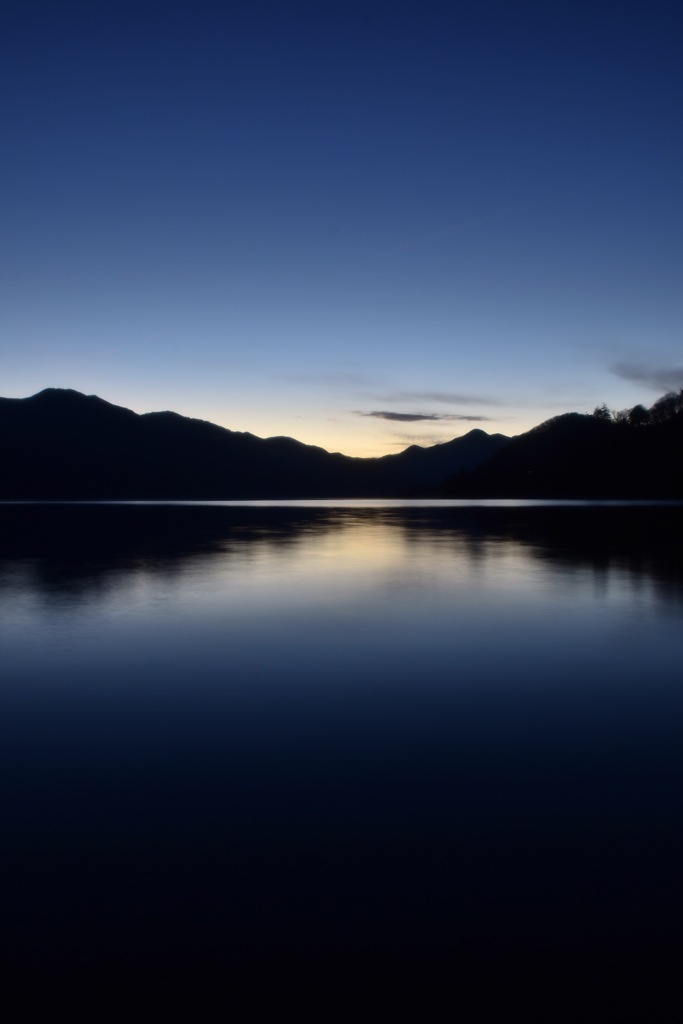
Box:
(2, 0, 681, 454)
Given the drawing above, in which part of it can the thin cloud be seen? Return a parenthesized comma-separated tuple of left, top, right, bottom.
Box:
(389, 432, 455, 447)
(381, 203, 522, 257)
(283, 371, 377, 388)
(611, 362, 683, 393)
(356, 410, 489, 423)
(381, 391, 499, 406)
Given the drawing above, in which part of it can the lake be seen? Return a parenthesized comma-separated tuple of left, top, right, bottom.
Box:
(2, 501, 682, 1015)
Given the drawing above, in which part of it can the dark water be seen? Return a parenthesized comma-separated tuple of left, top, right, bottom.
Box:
(2, 502, 683, 1015)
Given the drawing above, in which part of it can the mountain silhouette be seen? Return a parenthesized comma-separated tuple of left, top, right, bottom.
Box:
(4, 388, 680, 499)
(0, 389, 509, 499)
(442, 401, 683, 498)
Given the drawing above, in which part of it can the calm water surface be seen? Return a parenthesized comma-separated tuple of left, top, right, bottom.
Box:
(2, 502, 682, 1005)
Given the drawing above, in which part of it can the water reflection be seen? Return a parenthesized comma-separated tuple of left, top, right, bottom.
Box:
(1, 502, 681, 607)
(1, 503, 683, 1010)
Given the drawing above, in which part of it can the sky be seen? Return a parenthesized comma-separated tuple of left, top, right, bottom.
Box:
(2, 0, 682, 456)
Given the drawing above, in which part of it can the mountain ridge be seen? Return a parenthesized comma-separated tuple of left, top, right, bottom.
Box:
(3, 388, 681, 499)
(0, 388, 510, 499)
(442, 402, 683, 499)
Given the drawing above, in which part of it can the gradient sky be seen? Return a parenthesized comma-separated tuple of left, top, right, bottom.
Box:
(2, 0, 682, 455)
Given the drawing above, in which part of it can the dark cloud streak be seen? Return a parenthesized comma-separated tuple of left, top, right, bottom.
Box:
(356, 410, 488, 422)
(611, 362, 683, 393)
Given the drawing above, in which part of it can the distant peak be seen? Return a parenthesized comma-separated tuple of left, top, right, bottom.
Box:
(33, 387, 86, 398)
(31, 388, 109, 404)
(31, 388, 125, 408)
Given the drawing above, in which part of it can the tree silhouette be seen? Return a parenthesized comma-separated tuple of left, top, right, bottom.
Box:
(628, 404, 650, 427)
(592, 403, 612, 422)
